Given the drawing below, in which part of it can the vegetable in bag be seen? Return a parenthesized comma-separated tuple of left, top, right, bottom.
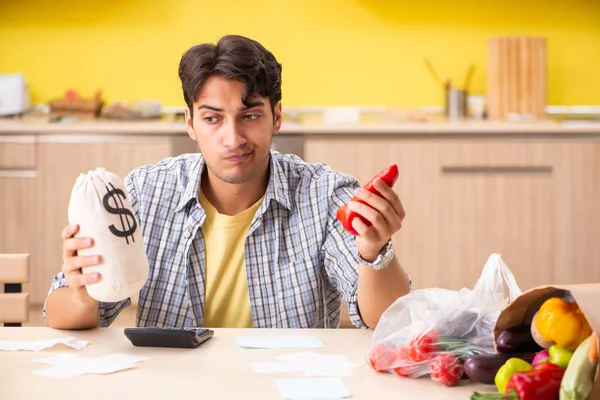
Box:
(68, 168, 149, 302)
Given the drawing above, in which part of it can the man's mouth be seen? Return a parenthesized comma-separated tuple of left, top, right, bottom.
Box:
(225, 152, 252, 162)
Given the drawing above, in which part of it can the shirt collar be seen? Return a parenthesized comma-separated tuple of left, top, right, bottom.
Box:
(175, 150, 292, 213)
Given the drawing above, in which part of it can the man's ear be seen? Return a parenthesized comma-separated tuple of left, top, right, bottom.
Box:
(185, 107, 196, 141)
(273, 101, 283, 134)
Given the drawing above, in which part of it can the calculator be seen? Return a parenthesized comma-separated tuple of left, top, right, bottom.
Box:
(124, 326, 214, 349)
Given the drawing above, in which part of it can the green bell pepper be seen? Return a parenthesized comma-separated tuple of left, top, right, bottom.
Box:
(549, 344, 573, 368)
(494, 357, 533, 393)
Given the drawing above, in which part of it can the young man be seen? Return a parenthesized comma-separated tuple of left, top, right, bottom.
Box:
(44, 35, 411, 330)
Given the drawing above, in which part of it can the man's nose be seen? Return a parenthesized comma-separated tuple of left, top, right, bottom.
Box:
(221, 119, 247, 148)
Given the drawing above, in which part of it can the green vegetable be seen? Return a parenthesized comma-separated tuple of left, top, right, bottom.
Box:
(494, 357, 533, 394)
(560, 336, 597, 400)
(549, 345, 574, 368)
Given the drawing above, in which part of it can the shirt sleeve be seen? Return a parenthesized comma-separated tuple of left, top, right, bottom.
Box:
(42, 272, 131, 327)
(319, 172, 412, 329)
(42, 171, 141, 327)
(319, 173, 367, 329)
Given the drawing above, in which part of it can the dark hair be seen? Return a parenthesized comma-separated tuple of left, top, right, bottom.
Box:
(178, 35, 282, 118)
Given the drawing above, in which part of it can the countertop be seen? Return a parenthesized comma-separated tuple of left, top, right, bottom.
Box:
(0, 327, 493, 399)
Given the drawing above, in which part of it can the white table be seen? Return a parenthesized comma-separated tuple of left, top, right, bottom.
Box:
(0, 327, 493, 399)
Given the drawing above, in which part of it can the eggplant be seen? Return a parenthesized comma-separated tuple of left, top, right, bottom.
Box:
(495, 325, 543, 354)
(463, 352, 537, 384)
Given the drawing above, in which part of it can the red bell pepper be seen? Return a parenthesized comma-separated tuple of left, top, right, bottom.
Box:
(336, 164, 399, 235)
(470, 363, 564, 400)
(504, 362, 565, 400)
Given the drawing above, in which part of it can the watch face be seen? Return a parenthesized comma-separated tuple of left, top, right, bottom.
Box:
(359, 242, 394, 270)
(372, 263, 385, 271)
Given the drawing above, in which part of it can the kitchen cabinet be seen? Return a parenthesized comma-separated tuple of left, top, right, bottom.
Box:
(0, 136, 38, 298)
(0, 173, 37, 297)
(0, 139, 36, 169)
(550, 142, 600, 285)
(435, 141, 555, 291)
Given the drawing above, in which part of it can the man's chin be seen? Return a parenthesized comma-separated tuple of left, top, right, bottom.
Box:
(217, 165, 258, 184)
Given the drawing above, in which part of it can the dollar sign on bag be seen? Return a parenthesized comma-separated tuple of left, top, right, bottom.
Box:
(102, 183, 137, 244)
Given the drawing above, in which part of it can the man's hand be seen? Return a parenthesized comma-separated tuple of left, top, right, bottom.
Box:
(61, 224, 102, 305)
(347, 178, 405, 261)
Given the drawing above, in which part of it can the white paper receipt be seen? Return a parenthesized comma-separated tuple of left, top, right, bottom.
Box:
(275, 377, 351, 399)
(249, 352, 360, 377)
(32, 353, 149, 379)
(0, 337, 89, 352)
(234, 336, 324, 349)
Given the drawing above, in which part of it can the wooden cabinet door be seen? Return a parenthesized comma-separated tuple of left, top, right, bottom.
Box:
(551, 141, 600, 285)
(34, 138, 172, 305)
(0, 173, 38, 299)
(436, 140, 556, 292)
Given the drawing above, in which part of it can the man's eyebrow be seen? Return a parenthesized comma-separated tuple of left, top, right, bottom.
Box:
(240, 100, 265, 111)
(197, 104, 224, 112)
(196, 101, 265, 112)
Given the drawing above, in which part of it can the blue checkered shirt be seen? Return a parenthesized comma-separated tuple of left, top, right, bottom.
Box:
(44, 150, 410, 329)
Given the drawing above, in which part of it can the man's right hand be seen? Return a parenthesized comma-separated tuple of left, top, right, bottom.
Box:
(61, 223, 102, 305)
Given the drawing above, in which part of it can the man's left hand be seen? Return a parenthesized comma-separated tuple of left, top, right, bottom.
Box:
(347, 178, 405, 261)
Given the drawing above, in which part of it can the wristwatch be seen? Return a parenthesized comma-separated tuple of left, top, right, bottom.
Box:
(358, 240, 395, 271)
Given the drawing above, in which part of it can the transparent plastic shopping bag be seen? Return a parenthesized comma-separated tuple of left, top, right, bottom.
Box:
(366, 254, 522, 386)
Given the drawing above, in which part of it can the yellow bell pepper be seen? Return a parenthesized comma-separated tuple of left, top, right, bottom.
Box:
(535, 297, 592, 352)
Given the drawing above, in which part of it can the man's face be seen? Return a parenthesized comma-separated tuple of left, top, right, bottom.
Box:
(185, 75, 282, 184)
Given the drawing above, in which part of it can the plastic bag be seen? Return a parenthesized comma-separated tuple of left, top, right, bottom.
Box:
(366, 253, 522, 386)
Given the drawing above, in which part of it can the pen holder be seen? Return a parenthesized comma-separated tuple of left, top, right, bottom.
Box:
(446, 89, 468, 121)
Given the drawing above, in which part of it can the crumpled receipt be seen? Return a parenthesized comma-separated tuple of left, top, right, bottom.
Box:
(249, 352, 363, 377)
(32, 353, 150, 379)
(0, 337, 89, 352)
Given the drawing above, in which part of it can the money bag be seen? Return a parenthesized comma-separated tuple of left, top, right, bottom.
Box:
(68, 167, 149, 303)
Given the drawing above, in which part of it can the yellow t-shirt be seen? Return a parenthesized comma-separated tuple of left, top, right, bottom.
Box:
(199, 190, 263, 328)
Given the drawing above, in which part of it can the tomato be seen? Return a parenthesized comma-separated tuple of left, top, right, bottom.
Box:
(429, 353, 463, 387)
(389, 346, 419, 377)
(367, 343, 393, 372)
(408, 331, 438, 362)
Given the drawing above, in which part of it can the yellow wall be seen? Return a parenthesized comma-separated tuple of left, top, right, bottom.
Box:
(1, 0, 598, 108)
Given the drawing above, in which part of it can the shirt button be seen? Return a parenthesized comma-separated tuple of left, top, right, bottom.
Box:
(184, 231, 191, 238)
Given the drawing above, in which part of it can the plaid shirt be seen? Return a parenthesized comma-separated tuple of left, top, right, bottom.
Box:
(44, 150, 410, 329)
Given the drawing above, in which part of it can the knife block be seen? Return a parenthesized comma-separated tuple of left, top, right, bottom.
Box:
(486, 37, 547, 121)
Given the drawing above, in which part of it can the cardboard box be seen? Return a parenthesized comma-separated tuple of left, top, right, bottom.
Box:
(494, 283, 600, 399)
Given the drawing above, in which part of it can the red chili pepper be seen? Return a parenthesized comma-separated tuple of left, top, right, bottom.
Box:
(336, 164, 399, 235)
(504, 362, 565, 400)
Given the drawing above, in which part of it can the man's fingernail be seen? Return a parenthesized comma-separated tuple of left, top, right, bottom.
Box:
(84, 238, 92, 245)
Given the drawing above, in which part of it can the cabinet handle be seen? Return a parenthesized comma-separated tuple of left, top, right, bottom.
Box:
(0, 169, 37, 178)
(441, 165, 553, 175)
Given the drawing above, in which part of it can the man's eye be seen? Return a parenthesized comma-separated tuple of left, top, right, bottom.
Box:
(243, 114, 260, 120)
(204, 116, 220, 124)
